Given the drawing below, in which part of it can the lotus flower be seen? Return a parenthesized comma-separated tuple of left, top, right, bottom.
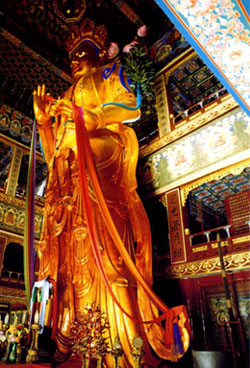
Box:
(107, 42, 120, 59)
(123, 40, 139, 53)
(137, 25, 147, 37)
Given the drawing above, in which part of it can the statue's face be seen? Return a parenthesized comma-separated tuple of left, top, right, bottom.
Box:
(70, 43, 100, 78)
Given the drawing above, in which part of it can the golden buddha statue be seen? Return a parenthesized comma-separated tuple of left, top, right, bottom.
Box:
(33, 18, 190, 367)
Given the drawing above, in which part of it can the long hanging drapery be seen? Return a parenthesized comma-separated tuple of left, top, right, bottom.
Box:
(73, 103, 192, 359)
(25, 104, 191, 360)
(24, 120, 36, 303)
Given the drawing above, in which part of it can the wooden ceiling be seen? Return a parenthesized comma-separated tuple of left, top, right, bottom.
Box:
(0, 0, 181, 137)
(1, 0, 228, 136)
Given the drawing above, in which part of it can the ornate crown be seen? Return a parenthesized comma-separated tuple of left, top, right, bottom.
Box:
(65, 18, 109, 60)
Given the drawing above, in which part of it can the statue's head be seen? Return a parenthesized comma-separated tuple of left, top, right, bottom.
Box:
(66, 18, 109, 77)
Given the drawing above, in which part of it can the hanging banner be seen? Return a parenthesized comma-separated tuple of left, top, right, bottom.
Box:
(154, 0, 250, 116)
(166, 189, 186, 263)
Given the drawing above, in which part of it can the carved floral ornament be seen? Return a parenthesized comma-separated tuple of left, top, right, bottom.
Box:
(165, 251, 250, 279)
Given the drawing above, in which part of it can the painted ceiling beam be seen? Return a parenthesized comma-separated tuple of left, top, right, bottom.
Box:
(155, 0, 250, 116)
(0, 27, 73, 84)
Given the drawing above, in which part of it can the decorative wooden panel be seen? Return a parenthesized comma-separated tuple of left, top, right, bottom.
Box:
(166, 188, 186, 263)
(225, 190, 250, 235)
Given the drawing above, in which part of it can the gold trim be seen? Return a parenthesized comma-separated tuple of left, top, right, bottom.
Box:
(221, 94, 231, 102)
(0, 133, 43, 159)
(180, 158, 250, 206)
(0, 230, 40, 248)
(192, 246, 208, 252)
(162, 251, 250, 278)
(232, 235, 250, 244)
(139, 96, 238, 158)
(159, 194, 167, 207)
(0, 230, 24, 244)
(0, 285, 27, 305)
(157, 48, 195, 79)
(5, 146, 23, 197)
(0, 192, 44, 214)
(190, 111, 202, 120)
(211, 241, 228, 248)
(0, 235, 7, 271)
(204, 102, 218, 111)
(155, 74, 171, 136)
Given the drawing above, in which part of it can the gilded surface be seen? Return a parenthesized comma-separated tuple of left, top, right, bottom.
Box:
(33, 42, 188, 366)
(0, 285, 27, 306)
(0, 196, 43, 239)
(0, 192, 43, 213)
(155, 74, 170, 137)
(162, 251, 250, 279)
(192, 245, 208, 253)
(5, 146, 23, 196)
(232, 235, 250, 244)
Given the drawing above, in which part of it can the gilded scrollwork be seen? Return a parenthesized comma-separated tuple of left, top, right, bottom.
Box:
(164, 251, 250, 278)
(0, 192, 43, 213)
(0, 198, 43, 238)
(232, 235, 250, 244)
(0, 286, 27, 306)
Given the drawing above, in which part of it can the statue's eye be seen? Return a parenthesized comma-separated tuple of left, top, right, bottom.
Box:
(78, 51, 86, 58)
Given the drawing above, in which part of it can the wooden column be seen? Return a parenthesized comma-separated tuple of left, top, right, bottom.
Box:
(5, 146, 23, 197)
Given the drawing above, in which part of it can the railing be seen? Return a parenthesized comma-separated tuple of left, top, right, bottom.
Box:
(189, 221, 250, 247)
(172, 87, 228, 125)
(139, 87, 228, 146)
(0, 269, 25, 287)
(138, 128, 159, 145)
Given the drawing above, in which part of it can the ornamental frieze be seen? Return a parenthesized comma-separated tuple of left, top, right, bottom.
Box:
(0, 285, 27, 306)
(139, 95, 237, 159)
(0, 192, 43, 213)
(0, 196, 43, 239)
(161, 251, 250, 279)
(137, 107, 250, 197)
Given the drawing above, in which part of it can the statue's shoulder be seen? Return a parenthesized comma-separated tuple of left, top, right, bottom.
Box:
(62, 88, 72, 100)
(95, 61, 123, 79)
(95, 61, 131, 93)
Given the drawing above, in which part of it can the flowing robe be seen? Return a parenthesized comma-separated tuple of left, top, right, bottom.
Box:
(37, 64, 160, 367)
(37, 63, 189, 367)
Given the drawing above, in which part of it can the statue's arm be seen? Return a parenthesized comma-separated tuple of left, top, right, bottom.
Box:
(83, 73, 140, 131)
(95, 69, 140, 127)
(96, 97, 140, 126)
(33, 85, 55, 163)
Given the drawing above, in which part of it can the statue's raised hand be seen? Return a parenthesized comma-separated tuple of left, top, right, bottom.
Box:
(33, 84, 53, 123)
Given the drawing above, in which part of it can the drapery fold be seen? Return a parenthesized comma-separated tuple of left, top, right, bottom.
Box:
(73, 103, 191, 360)
(24, 120, 36, 303)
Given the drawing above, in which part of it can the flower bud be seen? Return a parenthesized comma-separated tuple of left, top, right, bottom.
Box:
(123, 41, 139, 53)
(137, 25, 147, 37)
(107, 42, 120, 59)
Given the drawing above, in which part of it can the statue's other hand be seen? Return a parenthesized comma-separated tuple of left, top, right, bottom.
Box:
(33, 84, 53, 123)
(83, 107, 106, 131)
(50, 98, 73, 120)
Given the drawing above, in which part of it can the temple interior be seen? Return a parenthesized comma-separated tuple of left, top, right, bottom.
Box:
(0, 0, 249, 367)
